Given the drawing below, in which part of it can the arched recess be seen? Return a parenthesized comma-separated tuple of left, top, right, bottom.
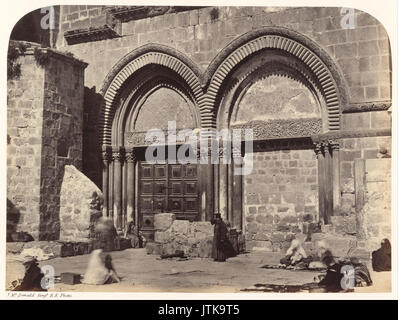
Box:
(111, 66, 200, 147)
(99, 44, 204, 146)
(206, 27, 347, 131)
(98, 45, 204, 235)
(211, 29, 346, 242)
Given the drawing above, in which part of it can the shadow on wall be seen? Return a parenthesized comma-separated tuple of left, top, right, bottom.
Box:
(36, 86, 104, 241)
(38, 162, 65, 241)
(82, 86, 104, 189)
(7, 198, 21, 241)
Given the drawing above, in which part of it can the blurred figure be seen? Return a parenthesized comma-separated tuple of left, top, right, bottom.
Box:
(372, 238, 391, 272)
(94, 217, 117, 252)
(82, 249, 120, 285)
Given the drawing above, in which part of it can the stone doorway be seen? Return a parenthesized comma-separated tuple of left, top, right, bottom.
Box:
(137, 160, 199, 242)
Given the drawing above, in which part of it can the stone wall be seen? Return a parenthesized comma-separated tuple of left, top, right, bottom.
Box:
(339, 135, 391, 220)
(39, 47, 86, 240)
(7, 42, 87, 240)
(7, 48, 45, 240)
(244, 146, 318, 251)
(56, 6, 391, 105)
(363, 159, 391, 250)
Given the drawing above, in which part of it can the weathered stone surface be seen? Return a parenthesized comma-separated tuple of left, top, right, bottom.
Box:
(147, 214, 213, 257)
(7, 44, 86, 240)
(361, 158, 391, 252)
(244, 147, 318, 252)
(330, 215, 356, 235)
(310, 233, 358, 258)
(340, 194, 355, 215)
(59, 165, 103, 241)
(154, 213, 175, 231)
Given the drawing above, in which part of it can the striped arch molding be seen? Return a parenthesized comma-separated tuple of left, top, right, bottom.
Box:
(99, 33, 343, 146)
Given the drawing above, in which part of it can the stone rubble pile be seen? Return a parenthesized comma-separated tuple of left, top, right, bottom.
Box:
(146, 213, 214, 258)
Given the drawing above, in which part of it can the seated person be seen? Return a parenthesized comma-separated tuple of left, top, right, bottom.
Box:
(82, 249, 121, 285)
(372, 238, 391, 272)
(12, 256, 46, 291)
(124, 221, 145, 248)
(280, 239, 308, 266)
(317, 250, 346, 292)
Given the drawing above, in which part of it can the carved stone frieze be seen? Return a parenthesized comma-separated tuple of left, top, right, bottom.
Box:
(231, 118, 322, 140)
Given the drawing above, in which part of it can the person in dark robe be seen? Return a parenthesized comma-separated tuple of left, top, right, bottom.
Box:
(350, 257, 372, 287)
(372, 238, 391, 272)
(13, 256, 46, 291)
(317, 250, 345, 292)
(211, 214, 228, 262)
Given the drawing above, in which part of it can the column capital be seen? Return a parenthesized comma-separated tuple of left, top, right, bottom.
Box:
(232, 146, 243, 159)
(102, 147, 112, 162)
(218, 145, 227, 159)
(313, 141, 323, 155)
(125, 148, 137, 163)
(328, 139, 340, 150)
(112, 147, 125, 162)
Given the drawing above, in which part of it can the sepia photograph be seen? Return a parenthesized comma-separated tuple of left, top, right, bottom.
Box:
(2, 0, 395, 299)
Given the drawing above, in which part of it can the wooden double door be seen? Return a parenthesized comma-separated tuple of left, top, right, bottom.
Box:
(138, 161, 199, 241)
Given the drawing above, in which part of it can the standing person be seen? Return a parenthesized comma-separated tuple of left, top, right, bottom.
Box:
(211, 214, 228, 262)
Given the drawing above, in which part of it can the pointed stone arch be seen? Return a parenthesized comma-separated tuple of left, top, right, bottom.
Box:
(99, 44, 205, 146)
(204, 27, 347, 131)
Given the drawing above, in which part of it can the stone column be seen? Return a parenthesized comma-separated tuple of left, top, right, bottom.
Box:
(329, 140, 341, 215)
(219, 145, 229, 221)
(126, 148, 136, 227)
(101, 146, 111, 217)
(314, 142, 325, 224)
(214, 150, 220, 216)
(323, 141, 333, 224)
(109, 161, 114, 220)
(231, 147, 243, 230)
(354, 159, 366, 239)
(112, 147, 124, 231)
(205, 148, 214, 221)
(197, 150, 206, 221)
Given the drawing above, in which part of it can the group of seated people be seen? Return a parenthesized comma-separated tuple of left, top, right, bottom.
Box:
(278, 237, 391, 292)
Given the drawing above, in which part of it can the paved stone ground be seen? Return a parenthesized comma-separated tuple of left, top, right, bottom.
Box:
(37, 249, 391, 293)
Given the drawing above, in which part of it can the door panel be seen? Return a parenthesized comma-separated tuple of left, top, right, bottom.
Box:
(137, 161, 199, 242)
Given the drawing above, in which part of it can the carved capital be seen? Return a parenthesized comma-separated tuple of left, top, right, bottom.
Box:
(101, 146, 112, 164)
(313, 142, 323, 155)
(328, 139, 340, 151)
(112, 148, 125, 162)
(232, 146, 243, 159)
(125, 148, 136, 163)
